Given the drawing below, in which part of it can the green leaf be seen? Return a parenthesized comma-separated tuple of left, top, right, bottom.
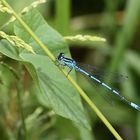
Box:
(0, 39, 20, 60)
(77, 124, 94, 140)
(0, 9, 90, 129)
(20, 53, 89, 129)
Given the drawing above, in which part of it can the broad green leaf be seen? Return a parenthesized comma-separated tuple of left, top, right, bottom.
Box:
(0, 9, 90, 129)
(0, 39, 20, 60)
(77, 124, 94, 140)
(55, 116, 80, 139)
(20, 52, 89, 129)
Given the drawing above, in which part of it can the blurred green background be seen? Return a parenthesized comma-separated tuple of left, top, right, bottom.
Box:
(0, 0, 140, 140)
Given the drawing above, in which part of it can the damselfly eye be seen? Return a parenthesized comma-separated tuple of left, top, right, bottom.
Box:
(57, 53, 64, 61)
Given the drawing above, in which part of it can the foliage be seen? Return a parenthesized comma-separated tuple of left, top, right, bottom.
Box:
(0, 0, 140, 140)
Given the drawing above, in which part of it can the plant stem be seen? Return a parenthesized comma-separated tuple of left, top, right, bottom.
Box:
(55, 0, 71, 35)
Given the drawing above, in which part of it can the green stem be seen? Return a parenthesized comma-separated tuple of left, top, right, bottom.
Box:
(55, 0, 71, 35)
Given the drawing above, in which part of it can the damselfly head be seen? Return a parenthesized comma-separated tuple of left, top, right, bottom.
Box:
(57, 53, 65, 61)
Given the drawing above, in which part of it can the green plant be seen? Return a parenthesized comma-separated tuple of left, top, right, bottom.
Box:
(0, 0, 140, 140)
